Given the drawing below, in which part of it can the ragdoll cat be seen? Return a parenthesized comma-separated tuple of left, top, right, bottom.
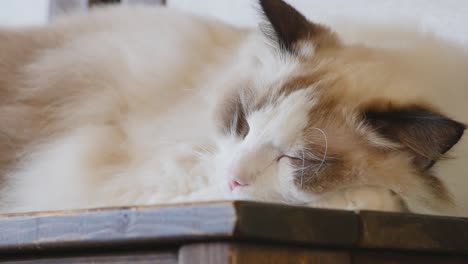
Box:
(0, 0, 467, 216)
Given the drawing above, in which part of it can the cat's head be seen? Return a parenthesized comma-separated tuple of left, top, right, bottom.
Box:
(213, 0, 465, 210)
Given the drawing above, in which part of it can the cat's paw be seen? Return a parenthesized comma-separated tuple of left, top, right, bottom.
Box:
(306, 186, 408, 212)
(342, 187, 408, 212)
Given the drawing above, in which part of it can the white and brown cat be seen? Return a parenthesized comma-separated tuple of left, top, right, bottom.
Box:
(0, 0, 467, 216)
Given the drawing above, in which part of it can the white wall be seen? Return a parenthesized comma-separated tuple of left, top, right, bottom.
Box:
(0, 0, 49, 26)
(0, 0, 467, 47)
(168, 0, 468, 47)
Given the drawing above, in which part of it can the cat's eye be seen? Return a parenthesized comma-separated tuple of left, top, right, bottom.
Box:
(227, 99, 249, 139)
(276, 155, 303, 162)
(236, 118, 250, 139)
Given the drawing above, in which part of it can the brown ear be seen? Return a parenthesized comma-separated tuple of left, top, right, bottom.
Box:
(259, 0, 338, 55)
(365, 105, 466, 171)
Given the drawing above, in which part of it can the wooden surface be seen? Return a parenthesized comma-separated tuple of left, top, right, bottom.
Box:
(352, 252, 468, 264)
(1, 251, 177, 263)
(0, 201, 467, 254)
(180, 243, 468, 264)
(0, 201, 467, 263)
(179, 243, 231, 264)
(359, 210, 468, 252)
(234, 202, 357, 246)
(0, 202, 237, 252)
(179, 243, 351, 264)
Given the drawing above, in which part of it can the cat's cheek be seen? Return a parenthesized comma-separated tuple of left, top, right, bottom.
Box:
(212, 140, 236, 182)
(272, 161, 318, 203)
(274, 161, 299, 199)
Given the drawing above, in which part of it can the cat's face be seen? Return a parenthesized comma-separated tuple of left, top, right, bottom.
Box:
(213, 54, 381, 204)
(213, 0, 465, 207)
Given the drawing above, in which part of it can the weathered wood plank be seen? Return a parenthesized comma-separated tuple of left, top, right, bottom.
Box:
(352, 251, 468, 264)
(0, 202, 237, 252)
(0, 202, 359, 253)
(0, 251, 177, 263)
(234, 202, 358, 247)
(179, 243, 351, 264)
(1, 201, 468, 255)
(179, 243, 231, 264)
(229, 244, 351, 264)
(358, 211, 468, 253)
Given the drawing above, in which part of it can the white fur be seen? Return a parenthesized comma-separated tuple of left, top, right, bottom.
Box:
(1, 5, 468, 216)
(215, 89, 318, 203)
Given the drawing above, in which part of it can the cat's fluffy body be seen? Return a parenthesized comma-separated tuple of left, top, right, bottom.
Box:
(0, 1, 467, 216)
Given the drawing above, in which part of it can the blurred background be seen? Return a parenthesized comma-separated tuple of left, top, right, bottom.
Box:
(0, 0, 467, 47)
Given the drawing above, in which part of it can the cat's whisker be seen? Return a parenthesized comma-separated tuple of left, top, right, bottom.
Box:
(192, 149, 214, 159)
(300, 148, 305, 187)
(291, 128, 329, 185)
(311, 127, 328, 176)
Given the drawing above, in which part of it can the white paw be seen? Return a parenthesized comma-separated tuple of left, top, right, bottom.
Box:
(343, 187, 406, 212)
(305, 187, 407, 212)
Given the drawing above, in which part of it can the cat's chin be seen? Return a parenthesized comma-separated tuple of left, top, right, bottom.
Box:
(227, 188, 253, 200)
(225, 186, 287, 204)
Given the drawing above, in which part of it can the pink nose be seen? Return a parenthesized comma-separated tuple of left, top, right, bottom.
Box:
(229, 179, 249, 191)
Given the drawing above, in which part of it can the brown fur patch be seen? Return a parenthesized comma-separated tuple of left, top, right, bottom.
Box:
(279, 73, 325, 96)
(259, 0, 339, 54)
(423, 173, 453, 205)
(86, 122, 131, 172)
(216, 89, 250, 138)
(274, 59, 457, 208)
(363, 100, 465, 170)
(0, 29, 65, 181)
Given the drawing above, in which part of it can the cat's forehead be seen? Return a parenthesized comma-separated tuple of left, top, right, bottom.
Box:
(247, 56, 330, 114)
(248, 88, 317, 144)
(246, 40, 341, 103)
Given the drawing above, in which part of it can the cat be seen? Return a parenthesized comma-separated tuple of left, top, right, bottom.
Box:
(0, 0, 467, 216)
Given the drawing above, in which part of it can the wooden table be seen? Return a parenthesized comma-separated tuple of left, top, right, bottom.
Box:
(0, 201, 467, 263)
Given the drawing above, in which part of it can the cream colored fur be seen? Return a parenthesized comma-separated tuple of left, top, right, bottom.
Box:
(0, 4, 467, 216)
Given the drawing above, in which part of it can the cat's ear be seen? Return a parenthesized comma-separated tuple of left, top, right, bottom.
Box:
(259, 0, 339, 56)
(364, 105, 466, 171)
